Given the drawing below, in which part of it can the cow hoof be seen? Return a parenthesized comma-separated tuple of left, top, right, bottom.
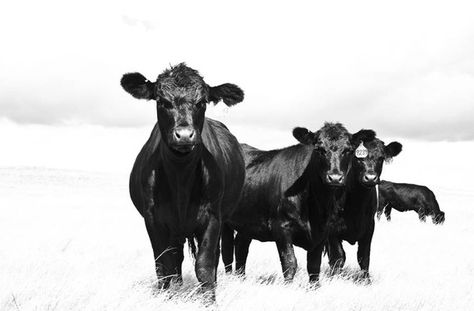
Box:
(355, 272, 372, 285)
(309, 280, 321, 289)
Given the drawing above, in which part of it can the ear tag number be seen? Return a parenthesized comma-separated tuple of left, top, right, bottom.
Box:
(355, 142, 368, 158)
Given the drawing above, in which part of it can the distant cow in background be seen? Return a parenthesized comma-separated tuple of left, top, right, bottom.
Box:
(121, 63, 245, 298)
(377, 181, 445, 224)
(326, 133, 402, 281)
(222, 123, 369, 284)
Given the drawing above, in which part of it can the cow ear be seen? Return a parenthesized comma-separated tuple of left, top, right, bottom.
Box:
(209, 83, 244, 106)
(293, 127, 314, 145)
(385, 141, 402, 159)
(351, 129, 376, 146)
(121, 72, 156, 100)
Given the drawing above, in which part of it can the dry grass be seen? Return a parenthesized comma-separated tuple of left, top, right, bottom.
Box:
(1, 167, 473, 311)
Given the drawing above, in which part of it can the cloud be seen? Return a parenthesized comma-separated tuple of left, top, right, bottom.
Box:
(1, 0, 474, 141)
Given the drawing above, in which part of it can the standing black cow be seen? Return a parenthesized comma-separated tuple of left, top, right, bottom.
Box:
(222, 123, 368, 283)
(377, 180, 445, 224)
(121, 63, 245, 296)
(326, 134, 402, 281)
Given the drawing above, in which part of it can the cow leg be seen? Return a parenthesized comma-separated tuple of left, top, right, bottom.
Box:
(235, 233, 252, 275)
(144, 170, 182, 288)
(174, 243, 184, 285)
(221, 223, 234, 273)
(195, 214, 220, 299)
(275, 237, 297, 282)
(433, 211, 445, 224)
(215, 238, 221, 270)
(384, 205, 392, 221)
(357, 221, 375, 283)
(145, 219, 183, 289)
(376, 209, 383, 220)
(418, 208, 427, 222)
(327, 237, 346, 276)
(307, 243, 324, 285)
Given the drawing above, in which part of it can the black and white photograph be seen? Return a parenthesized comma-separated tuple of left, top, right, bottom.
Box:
(1, 0, 473, 310)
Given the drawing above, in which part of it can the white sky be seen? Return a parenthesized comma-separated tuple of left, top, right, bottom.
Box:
(1, 0, 474, 141)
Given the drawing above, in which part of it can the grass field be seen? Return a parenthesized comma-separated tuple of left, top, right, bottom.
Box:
(1, 166, 473, 311)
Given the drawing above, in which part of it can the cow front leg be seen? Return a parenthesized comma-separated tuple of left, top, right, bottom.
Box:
(307, 243, 324, 285)
(357, 221, 375, 283)
(235, 233, 252, 275)
(327, 237, 346, 276)
(195, 214, 220, 299)
(221, 223, 234, 273)
(275, 237, 297, 282)
(144, 170, 180, 289)
(145, 220, 184, 289)
(418, 208, 427, 222)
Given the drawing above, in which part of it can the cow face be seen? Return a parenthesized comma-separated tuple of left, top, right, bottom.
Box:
(351, 130, 402, 187)
(293, 123, 354, 186)
(121, 63, 244, 154)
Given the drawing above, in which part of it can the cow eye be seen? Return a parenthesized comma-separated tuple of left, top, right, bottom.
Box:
(196, 100, 206, 109)
(314, 146, 326, 154)
(159, 98, 173, 109)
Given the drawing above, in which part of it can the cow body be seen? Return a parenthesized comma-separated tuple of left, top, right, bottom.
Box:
(377, 180, 445, 224)
(326, 136, 402, 280)
(326, 169, 377, 280)
(223, 123, 356, 283)
(130, 118, 245, 288)
(121, 63, 245, 298)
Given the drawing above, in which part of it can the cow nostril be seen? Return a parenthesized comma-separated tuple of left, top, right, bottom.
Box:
(327, 174, 343, 183)
(189, 130, 194, 139)
(174, 131, 181, 139)
(364, 174, 377, 182)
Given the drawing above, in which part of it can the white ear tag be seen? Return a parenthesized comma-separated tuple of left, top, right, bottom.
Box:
(355, 142, 368, 158)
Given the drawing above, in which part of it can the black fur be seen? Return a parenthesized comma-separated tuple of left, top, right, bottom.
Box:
(352, 129, 376, 144)
(222, 123, 355, 283)
(120, 72, 155, 100)
(377, 180, 445, 224)
(209, 83, 245, 106)
(385, 142, 403, 159)
(326, 133, 402, 281)
(292, 127, 313, 145)
(123, 64, 245, 299)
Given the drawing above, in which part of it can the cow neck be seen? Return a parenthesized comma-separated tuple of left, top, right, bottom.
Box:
(159, 142, 203, 166)
(158, 142, 203, 241)
(349, 178, 375, 212)
(309, 177, 347, 236)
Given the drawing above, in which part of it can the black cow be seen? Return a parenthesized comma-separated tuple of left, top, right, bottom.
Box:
(222, 123, 368, 283)
(377, 180, 445, 224)
(121, 63, 245, 297)
(326, 134, 402, 281)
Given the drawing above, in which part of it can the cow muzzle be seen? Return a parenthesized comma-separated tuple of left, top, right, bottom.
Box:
(326, 173, 345, 186)
(171, 126, 198, 153)
(362, 173, 379, 186)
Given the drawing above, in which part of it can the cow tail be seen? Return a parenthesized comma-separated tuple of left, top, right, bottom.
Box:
(187, 237, 197, 261)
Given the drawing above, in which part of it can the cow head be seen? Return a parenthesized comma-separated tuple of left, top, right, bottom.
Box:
(293, 122, 355, 187)
(120, 63, 244, 154)
(351, 130, 402, 187)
